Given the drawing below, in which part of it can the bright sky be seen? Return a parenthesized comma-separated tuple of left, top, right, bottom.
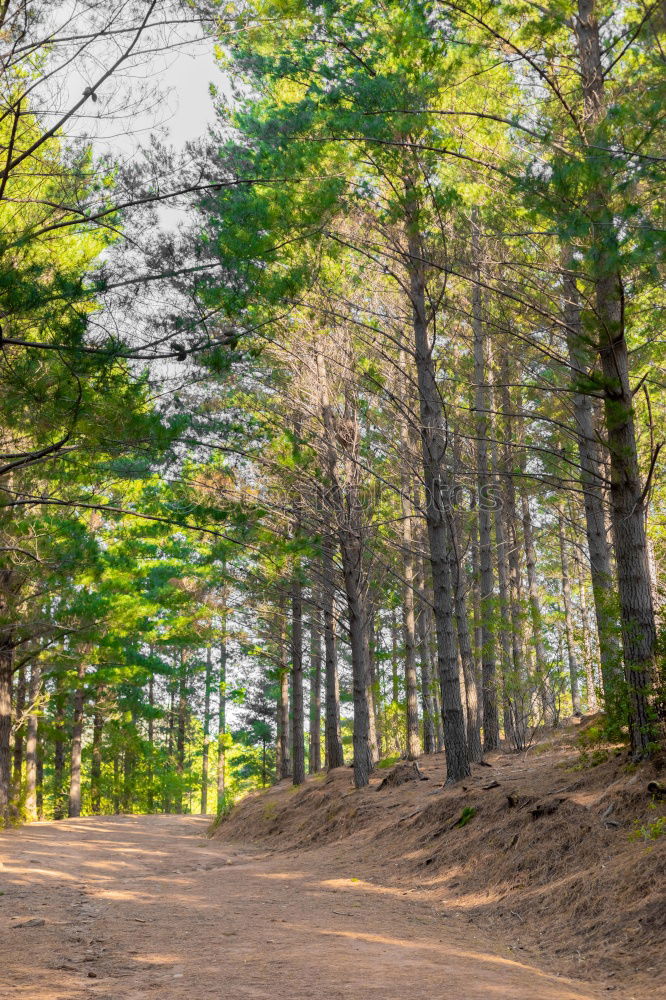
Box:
(60, 19, 223, 158)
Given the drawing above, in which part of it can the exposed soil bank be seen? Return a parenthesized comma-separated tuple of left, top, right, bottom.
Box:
(216, 720, 666, 998)
(0, 810, 618, 999)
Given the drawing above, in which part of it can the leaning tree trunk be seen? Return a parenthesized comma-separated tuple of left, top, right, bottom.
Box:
(405, 198, 469, 783)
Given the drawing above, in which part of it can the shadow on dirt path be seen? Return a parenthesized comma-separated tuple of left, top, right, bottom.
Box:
(0, 814, 627, 999)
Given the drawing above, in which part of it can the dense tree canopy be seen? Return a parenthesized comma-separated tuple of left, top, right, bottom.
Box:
(0, 0, 664, 825)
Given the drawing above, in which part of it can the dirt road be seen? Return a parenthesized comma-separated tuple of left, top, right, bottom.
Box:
(0, 814, 618, 999)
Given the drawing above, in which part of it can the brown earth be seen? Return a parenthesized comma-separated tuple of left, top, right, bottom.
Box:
(0, 720, 663, 999)
(216, 719, 666, 999)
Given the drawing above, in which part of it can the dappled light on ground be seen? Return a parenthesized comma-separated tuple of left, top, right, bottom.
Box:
(0, 814, 618, 1000)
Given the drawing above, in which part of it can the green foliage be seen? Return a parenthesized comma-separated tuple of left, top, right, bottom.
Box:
(455, 806, 477, 828)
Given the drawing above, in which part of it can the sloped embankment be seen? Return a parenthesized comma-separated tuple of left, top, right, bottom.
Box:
(215, 721, 666, 992)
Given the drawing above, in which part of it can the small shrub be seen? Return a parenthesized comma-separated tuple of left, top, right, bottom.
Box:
(629, 815, 666, 843)
(455, 806, 477, 828)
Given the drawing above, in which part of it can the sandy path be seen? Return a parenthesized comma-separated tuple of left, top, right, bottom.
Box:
(0, 814, 616, 1000)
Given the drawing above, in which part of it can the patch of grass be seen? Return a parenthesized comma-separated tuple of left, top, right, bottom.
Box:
(376, 754, 401, 769)
(262, 802, 278, 821)
(629, 814, 666, 843)
(207, 796, 235, 835)
(455, 806, 477, 828)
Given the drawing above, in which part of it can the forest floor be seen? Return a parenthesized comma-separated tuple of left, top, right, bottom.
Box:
(0, 721, 664, 1000)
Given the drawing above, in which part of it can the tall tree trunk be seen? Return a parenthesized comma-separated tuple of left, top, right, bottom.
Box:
(218, 618, 228, 805)
(291, 574, 305, 785)
(91, 709, 103, 815)
(202, 646, 212, 813)
(471, 223, 500, 751)
(492, 440, 516, 747)
(12, 664, 25, 792)
(575, 0, 657, 752)
(35, 737, 43, 819)
(25, 661, 41, 820)
(575, 551, 599, 712)
(322, 540, 344, 769)
(415, 545, 436, 754)
(406, 202, 469, 782)
(52, 680, 66, 820)
(0, 642, 13, 824)
(176, 653, 187, 813)
(339, 531, 374, 787)
(276, 604, 291, 780)
(318, 354, 374, 787)
(68, 661, 86, 818)
(164, 681, 175, 814)
(558, 509, 583, 715)
(450, 435, 483, 761)
(561, 244, 622, 706)
(521, 490, 554, 724)
(147, 671, 155, 812)
(309, 603, 322, 773)
(499, 368, 529, 749)
(400, 402, 421, 759)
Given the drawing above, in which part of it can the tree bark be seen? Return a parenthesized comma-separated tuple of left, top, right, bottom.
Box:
(52, 680, 66, 820)
(558, 508, 583, 715)
(309, 603, 322, 773)
(399, 395, 421, 759)
(291, 574, 305, 785)
(276, 604, 291, 780)
(321, 540, 344, 769)
(415, 544, 437, 754)
(176, 653, 187, 813)
(406, 197, 469, 783)
(25, 661, 41, 820)
(202, 646, 212, 813)
(561, 245, 622, 704)
(12, 664, 25, 792)
(521, 489, 554, 723)
(471, 220, 500, 750)
(575, 0, 657, 752)
(68, 661, 86, 818)
(0, 641, 13, 824)
(450, 434, 483, 761)
(91, 709, 103, 814)
(218, 620, 228, 805)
